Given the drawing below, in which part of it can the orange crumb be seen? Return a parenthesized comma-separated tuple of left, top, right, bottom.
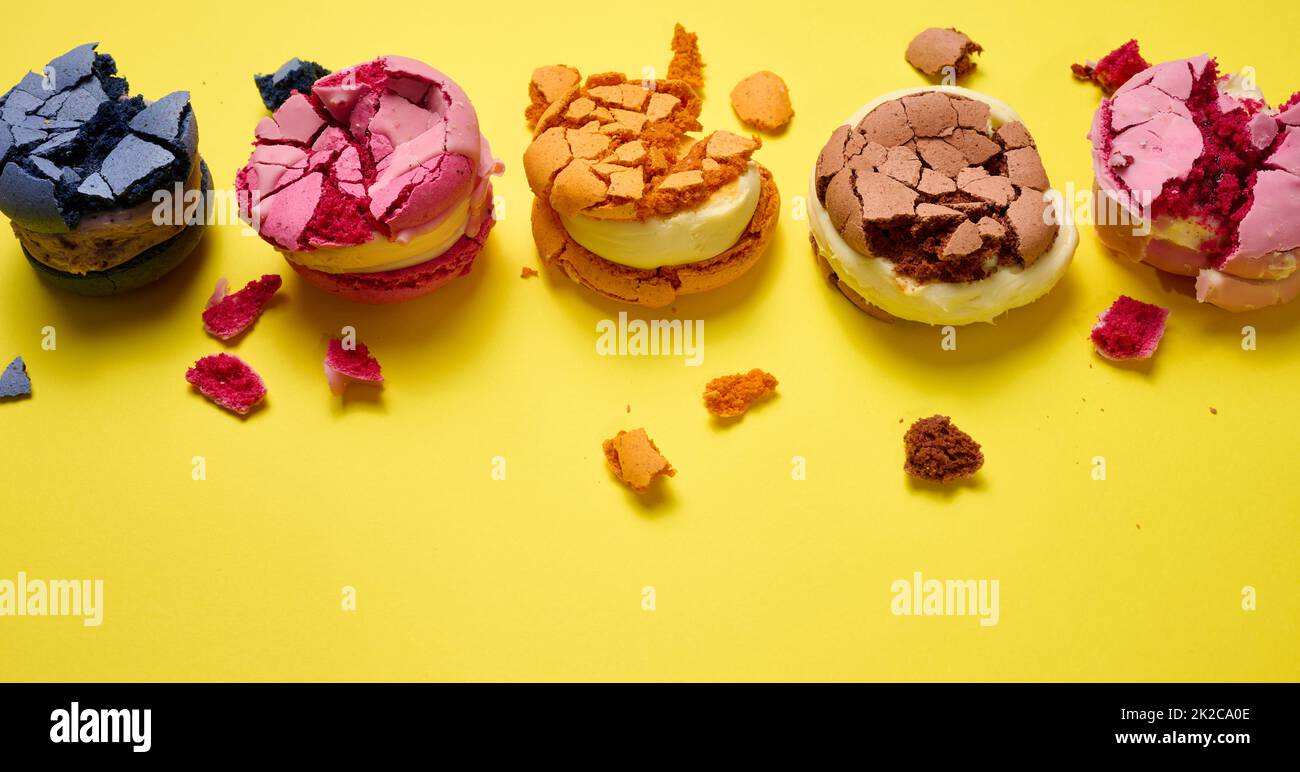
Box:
(520, 266, 539, 279)
(730, 71, 794, 132)
(667, 24, 705, 91)
(603, 428, 675, 493)
(703, 368, 778, 418)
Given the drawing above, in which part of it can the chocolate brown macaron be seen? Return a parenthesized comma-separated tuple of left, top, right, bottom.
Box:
(809, 86, 1077, 325)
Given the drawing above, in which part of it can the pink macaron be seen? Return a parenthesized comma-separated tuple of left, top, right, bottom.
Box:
(237, 56, 503, 303)
(1089, 54, 1300, 311)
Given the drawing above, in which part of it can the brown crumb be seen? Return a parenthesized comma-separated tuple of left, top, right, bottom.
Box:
(526, 65, 581, 127)
(520, 266, 539, 279)
(603, 428, 676, 493)
(626, 404, 630, 413)
(730, 71, 793, 132)
(667, 24, 705, 91)
(903, 415, 984, 483)
(1209, 407, 1217, 415)
(703, 369, 778, 418)
(905, 27, 982, 79)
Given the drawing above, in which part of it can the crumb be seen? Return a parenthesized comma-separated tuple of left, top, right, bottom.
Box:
(626, 404, 631, 413)
(1072, 40, 1149, 93)
(254, 58, 330, 111)
(1091, 295, 1169, 361)
(667, 23, 705, 90)
(186, 354, 266, 415)
(903, 415, 983, 483)
(526, 64, 581, 127)
(603, 428, 675, 493)
(905, 27, 982, 79)
(731, 71, 793, 132)
(1209, 407, 1218, 415)
(1136, 523, 1142, 530)
(324, 338, 383, 395)
(704, 369, 778, 418)
(202, 274, 282, 341)
(0, 356, 32, 399)
(520, 266, 539, 279)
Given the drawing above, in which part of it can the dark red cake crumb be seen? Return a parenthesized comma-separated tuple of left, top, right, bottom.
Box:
(303, 178, 382, 247)
(186, 354, 267, 415)
(324, 337, 383, 394)
(1073, 40, 1150, 93)
(1091, 295, 1169, 361)
(903, 415, 984, 483)
(202, 274, 282, 340)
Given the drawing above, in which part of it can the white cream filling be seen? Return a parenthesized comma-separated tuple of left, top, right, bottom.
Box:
(559, 162, 761, 269)
(809, 86, 1078, 325)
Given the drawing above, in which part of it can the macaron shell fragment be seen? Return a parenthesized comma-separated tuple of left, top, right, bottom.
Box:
(1090, 295, 1169, 361)
(202, 274, 282, 340)
(324, 338, 384, 395)
(0, 357, 32, 399)
(186, 354, 267, 415)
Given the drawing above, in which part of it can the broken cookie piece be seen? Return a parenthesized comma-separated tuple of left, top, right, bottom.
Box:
(1090, 295, 1169, 361)
(809, 87, 1077, 325)
(202, 274, 282, 341)
(526, 65, 581, 127)
(324, 337, 384, 394)
(603, 428, 676, 493)
(667, 24, 705, 90)
(524, 27, 780, 308)
(1071, 40, 1149, 94)
(730, 72, 794, 132)
(905, 28, 982, 79)
(903, 415, 984, 483)
(703, 368, 778, 418)
(0, 356, 32, 400)
(254, 58, 330, 111)
(186, 354, 266, 416)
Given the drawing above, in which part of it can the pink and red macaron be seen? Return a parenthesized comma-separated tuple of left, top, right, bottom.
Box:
(1089, 54, 1300, 311)
(237, 56, 502, 303)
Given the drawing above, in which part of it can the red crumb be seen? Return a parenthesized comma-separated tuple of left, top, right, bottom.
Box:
(325, 338, 383, 394)
(903, 415, 984, 483)
(1073, 40, 1150, 93)
(603, 428, 675, 493)
(186, 354, 266, 415)
(202, 275, 282, 340)
(1091, 295, 1170, 361)
(520, 266, 539, 279)
(703, 369, 778, 418)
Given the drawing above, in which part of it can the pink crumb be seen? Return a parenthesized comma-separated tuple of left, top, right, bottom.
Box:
(1091, 295, 1170, 361)
(324, 337, 383, 394)
(1073, 40, 1150, 93)
(202, 275, 282, 340)
(186, 354, 267, 415)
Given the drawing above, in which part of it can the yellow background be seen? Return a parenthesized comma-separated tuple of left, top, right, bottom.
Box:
(1, 0, 1296, 681)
